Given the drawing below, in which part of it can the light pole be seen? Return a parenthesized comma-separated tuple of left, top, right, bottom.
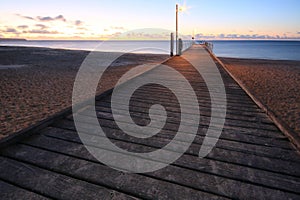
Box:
(175, 4, 178, 55)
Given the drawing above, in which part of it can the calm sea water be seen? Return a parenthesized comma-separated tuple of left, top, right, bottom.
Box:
(0, 40, 192, 55)
(1, 40, 299, 60)
(211, 40, 300, 61)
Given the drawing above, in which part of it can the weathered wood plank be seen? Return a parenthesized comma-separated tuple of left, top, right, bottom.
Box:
(0, 180, 50, 200)
(51, 120, 300, 176)
(2, 144, 227, 200)
(40, 126, 300, 194)
(113, 87, 256, 106)
(61, 116, 298, 162)
(6, 137, 299, 199)
(93, 104, 286, 139)
(95, 101, 274, 126)
(93, 103, 278, 134)
(0, 156, 136, 200)
(85, 105, 286, 140)
(67, 112, 291, 150)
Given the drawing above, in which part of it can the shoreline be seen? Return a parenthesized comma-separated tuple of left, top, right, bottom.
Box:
(219, 56, 300, 140)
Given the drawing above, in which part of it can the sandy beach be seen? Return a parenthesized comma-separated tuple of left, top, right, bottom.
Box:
(1, 46, 299, 142)
(0, 46, 168, 139)
(220, 57, 300, 137)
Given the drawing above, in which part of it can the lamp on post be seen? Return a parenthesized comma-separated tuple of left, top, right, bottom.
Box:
(175, 3, 188, 55)
(176, 4, 179, 55)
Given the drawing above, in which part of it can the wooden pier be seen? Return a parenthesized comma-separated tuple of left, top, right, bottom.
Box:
(1, 45, 299, 199)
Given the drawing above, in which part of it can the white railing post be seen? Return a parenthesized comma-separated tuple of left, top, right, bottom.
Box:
(170, 33, 174, 56)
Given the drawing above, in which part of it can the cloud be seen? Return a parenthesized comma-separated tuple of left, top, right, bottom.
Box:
(5, 28, 18, 33)
(35, 24, 48, 29)
(0, 28, 20, 35)
(37, 15, 66, 22)
(111, 26, 125, 30)
(195, 33, 215, 39)
(120, 31, 171, 40)
(218, 34, 225, 38)
(36, 16, 53, 21)
(75, 20, 83, 26)
(297, 32, 300, 34)
(195, 33, 300, 40)
(23, 29, 60, 34)
(55, 15, 66, 21)
(17, 25, 28, 29)
(16, 14, 67, 22)
(16, 14, 34, 20)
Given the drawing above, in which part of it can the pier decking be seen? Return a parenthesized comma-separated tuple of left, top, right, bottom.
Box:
(1, 45, 300, 199)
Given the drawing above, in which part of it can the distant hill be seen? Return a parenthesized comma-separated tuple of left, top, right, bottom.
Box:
(0, 38, 27, 41)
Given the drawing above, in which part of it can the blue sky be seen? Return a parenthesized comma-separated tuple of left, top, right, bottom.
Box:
(0, 0, 299, 39)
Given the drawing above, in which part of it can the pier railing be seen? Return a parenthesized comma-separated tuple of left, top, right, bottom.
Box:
(204, 41, 213, 53)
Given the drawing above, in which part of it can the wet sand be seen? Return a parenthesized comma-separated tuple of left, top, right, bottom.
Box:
(220, 57, 300, 137)
(0, 46, 168, 139)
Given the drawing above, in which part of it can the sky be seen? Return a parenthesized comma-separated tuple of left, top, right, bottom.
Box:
(0, 0, 300, 40)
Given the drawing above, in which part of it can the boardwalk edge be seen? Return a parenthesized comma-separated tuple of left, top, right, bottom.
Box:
(206, 47, 300, 152)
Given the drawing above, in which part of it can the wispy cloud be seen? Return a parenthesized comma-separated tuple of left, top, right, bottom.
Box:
(111, 26, 125, 30)
(16, 14, 34, 20)
(121, 31, 170, 40)
(17, 25, 28, 29)
(0, 27, 20, 36)
(35, 24, 48, 29)
(75, 20, 83, 26)
(36, 15, 66, 22)
(5, 28, 18, 33)
(23, 29, 60, 34)
(16, 14, 67, 22)
(196, 33, 300, 40)
(1, 25, 60, 36)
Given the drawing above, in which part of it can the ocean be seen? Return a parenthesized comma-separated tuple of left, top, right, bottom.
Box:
(0, 40, 193, 55)
(0, 40, 300, 61)
(211, 40, 300, 61)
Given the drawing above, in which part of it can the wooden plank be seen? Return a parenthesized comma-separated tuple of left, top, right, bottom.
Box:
(96, 98, 268, 119)
(64, 115, 298, 162)
(0, 156, 136, 200)
(89, 105, 286, 141)
(82, 106, 291, 148)
(94, 102, 278, 134)
(96, 101, 273, 125)
(114, 85, 253, 102)
(12, 133, 300, 199)
(98, 97, 264, 114)
(40, 126, 300, 193)
(51, 121, 300, 176)
(93, 104, 286, 139)
(99, 96, 272, 124)
(0, 180, 50, 200)
(114, 87, 256, 106)
(1, 144, 227, 200)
